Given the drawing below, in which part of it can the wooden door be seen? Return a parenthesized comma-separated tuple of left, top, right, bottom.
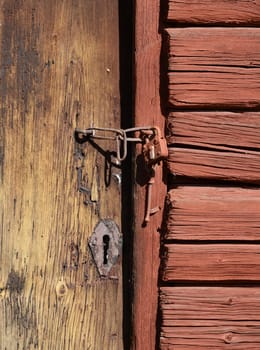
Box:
(0, 1, 122, 349)
(133, 1, 260, 349)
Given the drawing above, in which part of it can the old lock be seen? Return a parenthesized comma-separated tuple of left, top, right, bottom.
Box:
(142, 126, 168, 165)
(75, 125, 168, 225)
(141, 127, 168, 223)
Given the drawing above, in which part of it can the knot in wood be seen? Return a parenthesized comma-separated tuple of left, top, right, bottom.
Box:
(224, 332, 234, 344)
(56, 281, 68, 297)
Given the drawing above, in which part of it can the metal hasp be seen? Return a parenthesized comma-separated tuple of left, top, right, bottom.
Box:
(74, 125, 168, 164)
(75, 125, 168, 224)
(89, 219, 122, 278)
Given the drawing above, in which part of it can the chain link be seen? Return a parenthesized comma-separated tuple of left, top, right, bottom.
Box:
(75, 126, 155, 162)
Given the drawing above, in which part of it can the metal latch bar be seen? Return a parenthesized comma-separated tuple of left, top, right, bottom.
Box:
(75, 126, 166, 163)
(75, 125, 168, 223)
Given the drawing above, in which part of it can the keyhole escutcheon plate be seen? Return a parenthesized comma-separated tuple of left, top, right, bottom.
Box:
(89, 219, 122, 278)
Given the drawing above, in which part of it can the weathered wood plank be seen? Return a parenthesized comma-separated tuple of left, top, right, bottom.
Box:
(133, 0, 166, 349)
(0, 1, 122, 349)
(167, 112, 260, 182)
(168, 147, 260, 183)
(161, 326, 260, 349)
(160, 287, 260, 349)
(168, 0, 260, 24)
(162, 244, 260, 281)
(161, 287, 260, 324)
(167, 112, 260, 149)
(166, 187, 260, 241)
(167, 28, 260, 108)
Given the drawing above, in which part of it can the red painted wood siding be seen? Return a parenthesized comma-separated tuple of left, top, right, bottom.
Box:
(161, 287, 260, 349)
(160, 1, 260, 348)
(133, 0, 166, 349)
(165, 187, 260, 241)
(167, 0, 260, 24)
(167, 28, 260, 109)
(167, 112, 260, 182)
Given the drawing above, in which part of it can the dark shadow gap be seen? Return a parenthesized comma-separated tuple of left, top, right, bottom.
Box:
(159, 280, 260, 287)
(167, 107, 260, 113)
(162, 239, 260, 245)
(166, 105, 260, 112)
(119, 1, 134, 349)
(165, 22, 260, 28)
(168, 143, 260, 153)
(167, 174, 260, 188)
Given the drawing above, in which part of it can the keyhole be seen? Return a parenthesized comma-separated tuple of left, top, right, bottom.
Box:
(103, 235, 110, 265)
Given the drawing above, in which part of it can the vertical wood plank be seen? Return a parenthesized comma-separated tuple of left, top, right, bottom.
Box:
(0, 0, 122, 349)
(133, 0, 166, 349)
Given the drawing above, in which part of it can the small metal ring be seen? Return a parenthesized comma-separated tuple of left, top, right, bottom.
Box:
(116, 130, 127, 162)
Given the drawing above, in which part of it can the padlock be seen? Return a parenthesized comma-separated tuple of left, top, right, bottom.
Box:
(142, 126, 168, 165)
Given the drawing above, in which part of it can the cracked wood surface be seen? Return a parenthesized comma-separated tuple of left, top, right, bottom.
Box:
(167, 28, 260, 108)
(167, 112, 260, 182)
(162, 244, 260, 282)
(167, 112, 260, 149)
(167, 0, 260, 24)
(160, 287, 260, 349)
(0, 1, 122, 349)
(165, 187, 260, 241)
(168, 147, 260, 183)
(161, 3, 260, 350)
(133, 0, 167, 349)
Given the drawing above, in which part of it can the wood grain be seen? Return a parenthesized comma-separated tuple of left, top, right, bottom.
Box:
(167, 111, 260, 182)
(167, 28, 260, 108)
(162, 244, 260, 282)
(166, 187, 260, 241)
(160, 287, 260, 349)
(163, 4, 260, 350)
(168, 0, 260, 24)
(133, 0, 167, 349)
(167, 112, 260, 149)
(168, 147, 260, 183)
(0, 1, 122, 349)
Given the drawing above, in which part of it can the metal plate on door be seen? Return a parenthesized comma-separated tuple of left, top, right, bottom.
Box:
(89, 219, 122, 278)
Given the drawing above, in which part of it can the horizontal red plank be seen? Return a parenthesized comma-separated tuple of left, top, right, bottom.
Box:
(161, 287, 260, 323)
(161, 326, 260, 349)
(168, 0, 260, 24)
(166, 187, 260, 241)
(167, 147, 260, 183)
(167, 111, 260, 149)
(167, 28, 260, 108)
(161, 286, 260, 349)
(167, 112, 260, 182)
(162, 244, 260, 282)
